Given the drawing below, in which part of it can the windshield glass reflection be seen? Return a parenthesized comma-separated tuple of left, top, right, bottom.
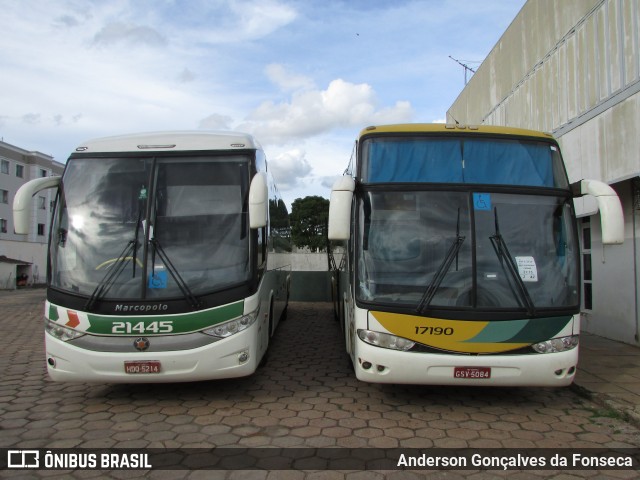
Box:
(356, 191, 578, 313)
(50, 156, 251, 301)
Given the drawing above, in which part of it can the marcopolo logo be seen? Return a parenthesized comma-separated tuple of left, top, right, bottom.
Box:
(114, 303, 169, 313)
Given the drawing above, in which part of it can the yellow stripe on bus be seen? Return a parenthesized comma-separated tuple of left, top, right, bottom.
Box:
(371, 311, 530, 354)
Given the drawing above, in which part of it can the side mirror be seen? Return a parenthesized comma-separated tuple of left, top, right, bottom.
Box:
(571, 179, 624, 245)
(328, 176, 355, 240)
(13, 176, 61, 234)
(248, 172, 268, 229)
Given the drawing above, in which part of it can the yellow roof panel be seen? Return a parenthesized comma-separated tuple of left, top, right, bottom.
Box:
(359, 123, 555, 140)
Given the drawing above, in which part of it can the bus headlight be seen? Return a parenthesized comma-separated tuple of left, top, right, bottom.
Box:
(202, 312, 257, 339)
(45, 319, 85, 342)
(532, 335, 579, 354)
(357, 329, 415, 351)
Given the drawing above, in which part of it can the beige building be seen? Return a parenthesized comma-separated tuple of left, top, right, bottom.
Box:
(0, 140, 64, 289)
(448, 0, 639, 345)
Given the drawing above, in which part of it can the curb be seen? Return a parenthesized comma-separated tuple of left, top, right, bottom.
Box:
(571, 383, 640, 429)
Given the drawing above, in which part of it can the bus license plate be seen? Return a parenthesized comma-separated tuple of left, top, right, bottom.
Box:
(124, 361, 161, 374)
(454, 367, 491, 379)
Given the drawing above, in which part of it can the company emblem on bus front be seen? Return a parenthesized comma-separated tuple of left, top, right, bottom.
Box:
(134, 338, 150, 352)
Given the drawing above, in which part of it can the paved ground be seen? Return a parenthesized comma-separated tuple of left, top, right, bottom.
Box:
(1, 288, 639, 479)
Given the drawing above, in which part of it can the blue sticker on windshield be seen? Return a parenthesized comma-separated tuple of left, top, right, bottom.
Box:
(148, 271, 168, 289)
(473, 193, 492, 211)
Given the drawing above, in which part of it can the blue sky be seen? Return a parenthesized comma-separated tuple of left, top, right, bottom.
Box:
(1, 0, 525, 208)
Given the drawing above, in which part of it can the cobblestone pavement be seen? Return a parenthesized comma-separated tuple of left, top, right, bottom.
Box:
(1, 289, 639, 479)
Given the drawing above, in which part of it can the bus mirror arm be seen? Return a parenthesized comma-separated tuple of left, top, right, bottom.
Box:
(249, 172, 268, 229)
(13, 176, 61, 234)
(570, 179, 624, 245)
(328, 176, 355, 240)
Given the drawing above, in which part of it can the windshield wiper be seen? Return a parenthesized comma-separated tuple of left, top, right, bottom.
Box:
(148, 238, 200, 310)
(86, 195, 146, 312)
(489, 207, 535, 316)
(85, 240, 138, 311)
(416, 209, 465, 314)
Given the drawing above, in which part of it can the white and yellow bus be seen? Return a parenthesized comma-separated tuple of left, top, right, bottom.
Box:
(14, 131, 291, 382)
(329, 124, 623, 386)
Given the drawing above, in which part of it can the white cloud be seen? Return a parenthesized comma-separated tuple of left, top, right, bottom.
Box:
(177, 0, 298, 45)
(268, 149, 312, 190)
(92, 22, 167, 48)
(177, 68, 196, 83)
(265, 64, 314, 92)
(239, 77, 413, 145)
(231, 0, 297, 40)
(199, 114, 234, 130)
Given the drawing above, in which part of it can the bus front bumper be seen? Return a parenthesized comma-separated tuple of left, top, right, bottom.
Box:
(353, 339, 578, 387)
(45, 329, 260, 383)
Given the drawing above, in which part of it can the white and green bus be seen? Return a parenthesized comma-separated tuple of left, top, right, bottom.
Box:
(14, 131, 291, 382)
(329, 124, 623, 386)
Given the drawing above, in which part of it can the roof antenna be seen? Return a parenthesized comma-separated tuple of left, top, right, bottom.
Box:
(449, 56, 478, 85)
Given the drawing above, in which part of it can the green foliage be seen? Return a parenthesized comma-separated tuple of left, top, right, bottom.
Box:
(269, 198, 292, 252)
(290, 196, 330, 252)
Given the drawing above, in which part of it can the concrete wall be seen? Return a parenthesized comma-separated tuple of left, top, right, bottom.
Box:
(447, 0, 640, 345)
(290, 253, 332, 301)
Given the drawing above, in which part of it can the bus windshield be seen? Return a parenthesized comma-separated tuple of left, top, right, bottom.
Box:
(357, 190, 579, 313)
(50, 155, 251, 301)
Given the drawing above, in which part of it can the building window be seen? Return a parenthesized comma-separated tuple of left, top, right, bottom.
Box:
(581, 217, 592, 311)
(37, 223, 45, 236)
(38, 196, 46, 209)
(1, 159, 8, 174)
(0, 219, 7, 234)
(40, 169, 48, 177)
(0, 189, 8, 204)
(16, 164, 24, 178)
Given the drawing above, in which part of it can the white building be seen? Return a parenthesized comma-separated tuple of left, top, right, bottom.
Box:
(447, 0, 639, 346)
(0, 140, 64, 289)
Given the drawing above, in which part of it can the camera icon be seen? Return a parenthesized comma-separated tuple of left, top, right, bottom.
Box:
(7, 450, 40, 468)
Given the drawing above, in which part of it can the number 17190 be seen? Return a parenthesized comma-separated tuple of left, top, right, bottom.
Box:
(414, 326, 454, 335)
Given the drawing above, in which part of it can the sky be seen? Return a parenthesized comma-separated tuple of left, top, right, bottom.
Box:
(1, 0, 526, 209)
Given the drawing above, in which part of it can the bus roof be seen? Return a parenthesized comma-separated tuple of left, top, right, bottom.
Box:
(72, 131, 261, 154)
(359, 124, 555, 141)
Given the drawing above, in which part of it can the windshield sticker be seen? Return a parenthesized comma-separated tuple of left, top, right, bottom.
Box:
(473, 193, 491, 211)
(148, 270, 168, 289)
(516, 256, 538, 282)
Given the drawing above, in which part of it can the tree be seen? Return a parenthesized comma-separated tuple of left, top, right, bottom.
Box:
(290, 196, 330, 252)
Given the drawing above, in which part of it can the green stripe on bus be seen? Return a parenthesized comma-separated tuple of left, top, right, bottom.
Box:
(465, 316, 571, 344)
(85, 301, 244, 335)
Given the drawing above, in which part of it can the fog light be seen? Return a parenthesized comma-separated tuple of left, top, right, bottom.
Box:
(362, 361, 372, 370)
(238, 351, 249, 363)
